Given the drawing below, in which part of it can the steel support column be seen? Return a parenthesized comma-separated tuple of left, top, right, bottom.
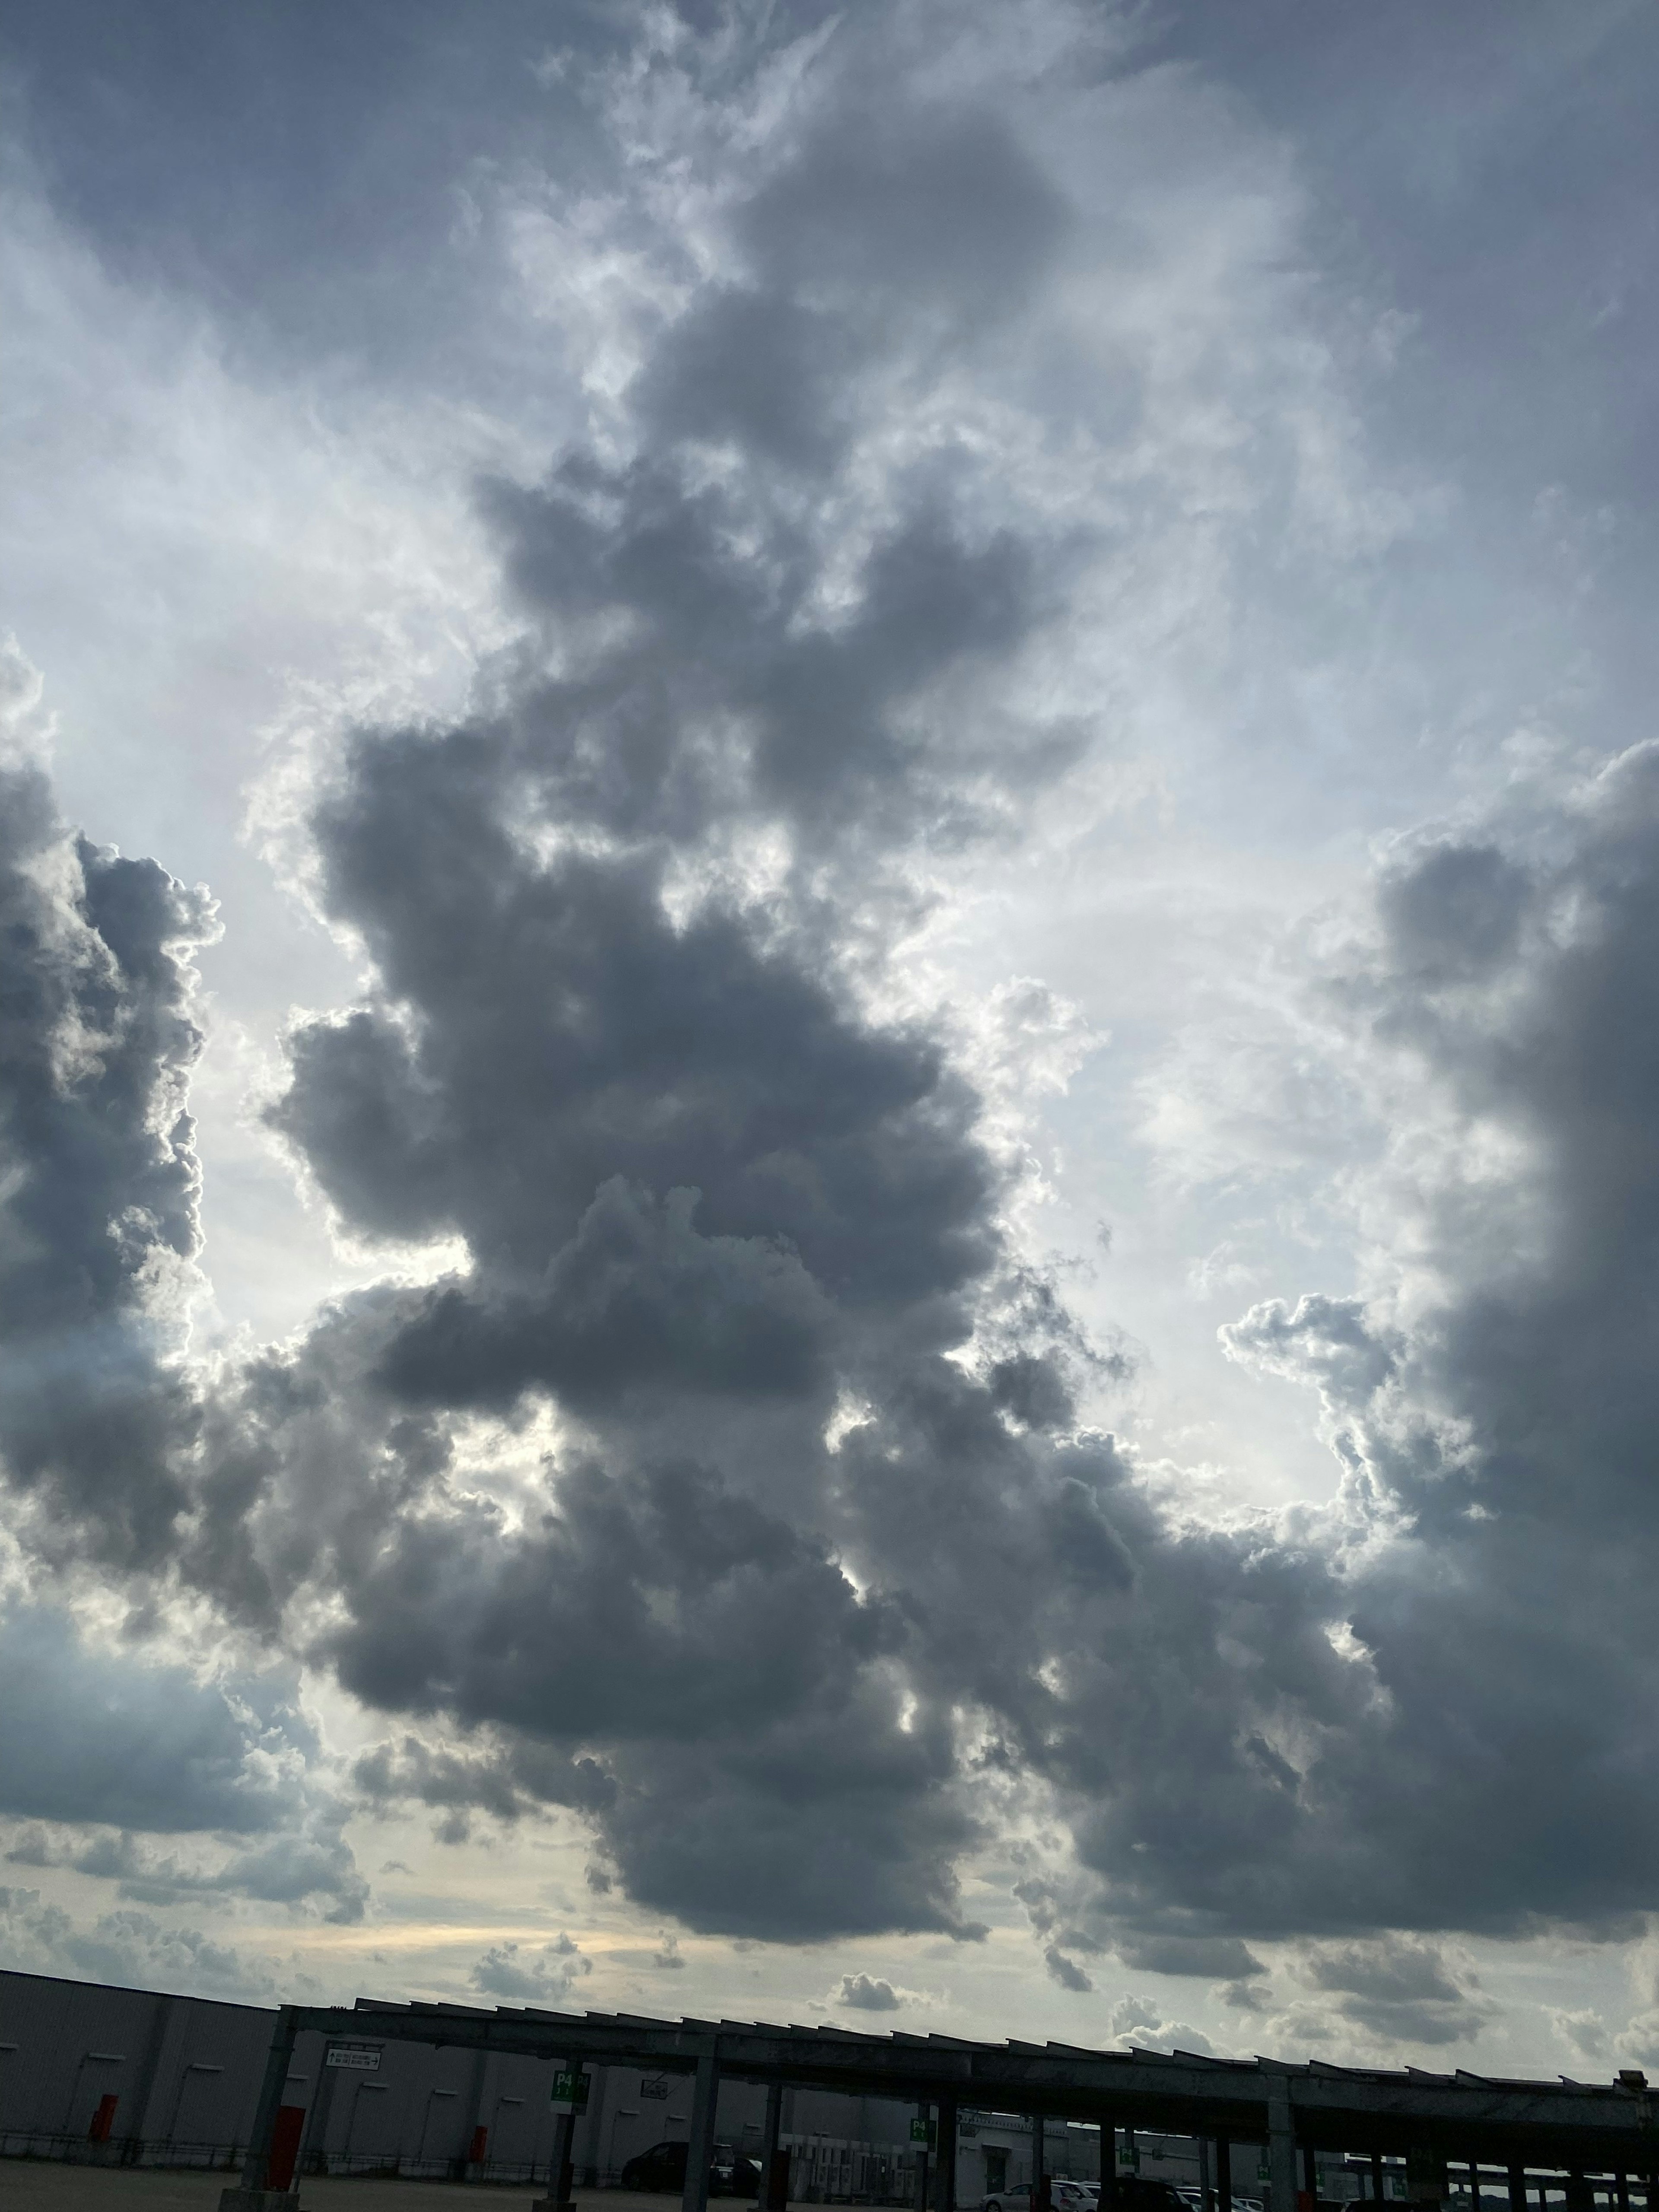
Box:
(915, 2103, 933, 2212)
(231, 2006, 299, 2199)
(936, 2094, 958, 2212)
(681, 2052, 721, 2212)
(543, 2058, 585, 2212)
(1267, 2078, 1297, 2212)
(299, 2057, 339, 2180)
(1217, 2134, 1232, 2212)
(759, 2080, 785, 2212)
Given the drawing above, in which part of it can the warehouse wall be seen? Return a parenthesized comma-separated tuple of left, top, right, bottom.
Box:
(0, 1967, 928, 2190)
(0, 1968, 276, 2168)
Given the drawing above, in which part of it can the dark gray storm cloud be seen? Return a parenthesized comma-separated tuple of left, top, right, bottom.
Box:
(1296, 1939, 1487, 2048)
(1214, 745, 1659, 1937)
(0, 1608, 365, 1920)
(946, 735, 1659, 1964)
(0, 1606, 294, 1835)
(122, 17, 1167, 1944)
(272, 799, 992, 1324)
(0, 750, 209, 1567)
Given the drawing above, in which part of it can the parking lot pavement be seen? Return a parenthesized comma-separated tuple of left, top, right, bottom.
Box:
(0, 2176, 789, 2212)
(0, 2174, 699, 2212)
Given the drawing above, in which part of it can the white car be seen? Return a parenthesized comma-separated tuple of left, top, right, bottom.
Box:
(983, 2183, 1099, 2212)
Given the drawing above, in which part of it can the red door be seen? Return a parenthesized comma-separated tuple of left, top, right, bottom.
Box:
(268, 2104, 307, 2192)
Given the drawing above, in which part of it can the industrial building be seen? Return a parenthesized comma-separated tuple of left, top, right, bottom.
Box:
(1, 1967, 1087, 2193)
(3, 1967, 1657, 2212)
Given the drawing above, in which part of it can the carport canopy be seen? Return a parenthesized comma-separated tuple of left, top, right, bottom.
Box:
(231, 2002, 1659, 2212)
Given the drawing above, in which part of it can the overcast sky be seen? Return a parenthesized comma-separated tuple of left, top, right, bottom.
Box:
(5, 0, 1659, 2074)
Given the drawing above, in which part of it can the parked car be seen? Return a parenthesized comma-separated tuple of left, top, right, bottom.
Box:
(620, 2139, 762, 2195)
(714, 2150, 763, 2197)
(1107, 2182, 1192, 2212)
(983, 2183, 1102, 2212)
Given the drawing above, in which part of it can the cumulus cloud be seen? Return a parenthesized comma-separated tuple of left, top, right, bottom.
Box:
(1294, 1939, 1488, 2049)
(834, 1972, 928, 2012)
(471, 1932, 590, 2003)
(1043, 1945, 1093, 1993)
(0, 1885, 279, 2002)
(992, 738, 1659, 1978)
(1555, 2009, 1612, 2063)
(0, 734, 211, 1568)
(0, 1607, 305, 1836)
(1217, 1979, 1271, 2016)
(1116, 1934, 1267, 1981)
(0, 1607, 366, 1917)
(146, 0, 1173, 1947)
(1207, 747, 1659, 1939)
(1106, 1996, 1216, 2057)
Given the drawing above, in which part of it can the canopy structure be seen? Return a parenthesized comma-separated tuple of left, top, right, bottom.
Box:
(227, 2002, 1659, 2212)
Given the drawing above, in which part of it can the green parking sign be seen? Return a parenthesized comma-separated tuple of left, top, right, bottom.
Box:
(552, 2068, 591, 2113)
(912, 2120, 935, 2146)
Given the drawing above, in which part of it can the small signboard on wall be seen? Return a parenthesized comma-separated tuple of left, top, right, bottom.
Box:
(325, 2044, 381, 2071)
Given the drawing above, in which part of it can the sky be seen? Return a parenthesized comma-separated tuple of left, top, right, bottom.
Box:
(3, 0, 1659, 2077)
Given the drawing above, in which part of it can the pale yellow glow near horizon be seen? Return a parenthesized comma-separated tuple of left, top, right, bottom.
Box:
(258, 1922, 666, 1955)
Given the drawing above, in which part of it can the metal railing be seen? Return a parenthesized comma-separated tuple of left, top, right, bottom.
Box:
(1, 2129, 246, 2171)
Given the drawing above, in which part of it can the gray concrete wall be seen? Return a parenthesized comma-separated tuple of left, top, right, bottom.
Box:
(0, 1968, 275, 2164)
(0, 1968, 933, 2192)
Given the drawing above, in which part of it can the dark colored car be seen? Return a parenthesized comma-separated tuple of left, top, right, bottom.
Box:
(620, 2139, 761, 2196)
(1113, 2183, 1194, 2212)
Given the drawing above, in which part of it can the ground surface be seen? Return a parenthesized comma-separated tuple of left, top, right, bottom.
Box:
(0, 2174, 697, 2212)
